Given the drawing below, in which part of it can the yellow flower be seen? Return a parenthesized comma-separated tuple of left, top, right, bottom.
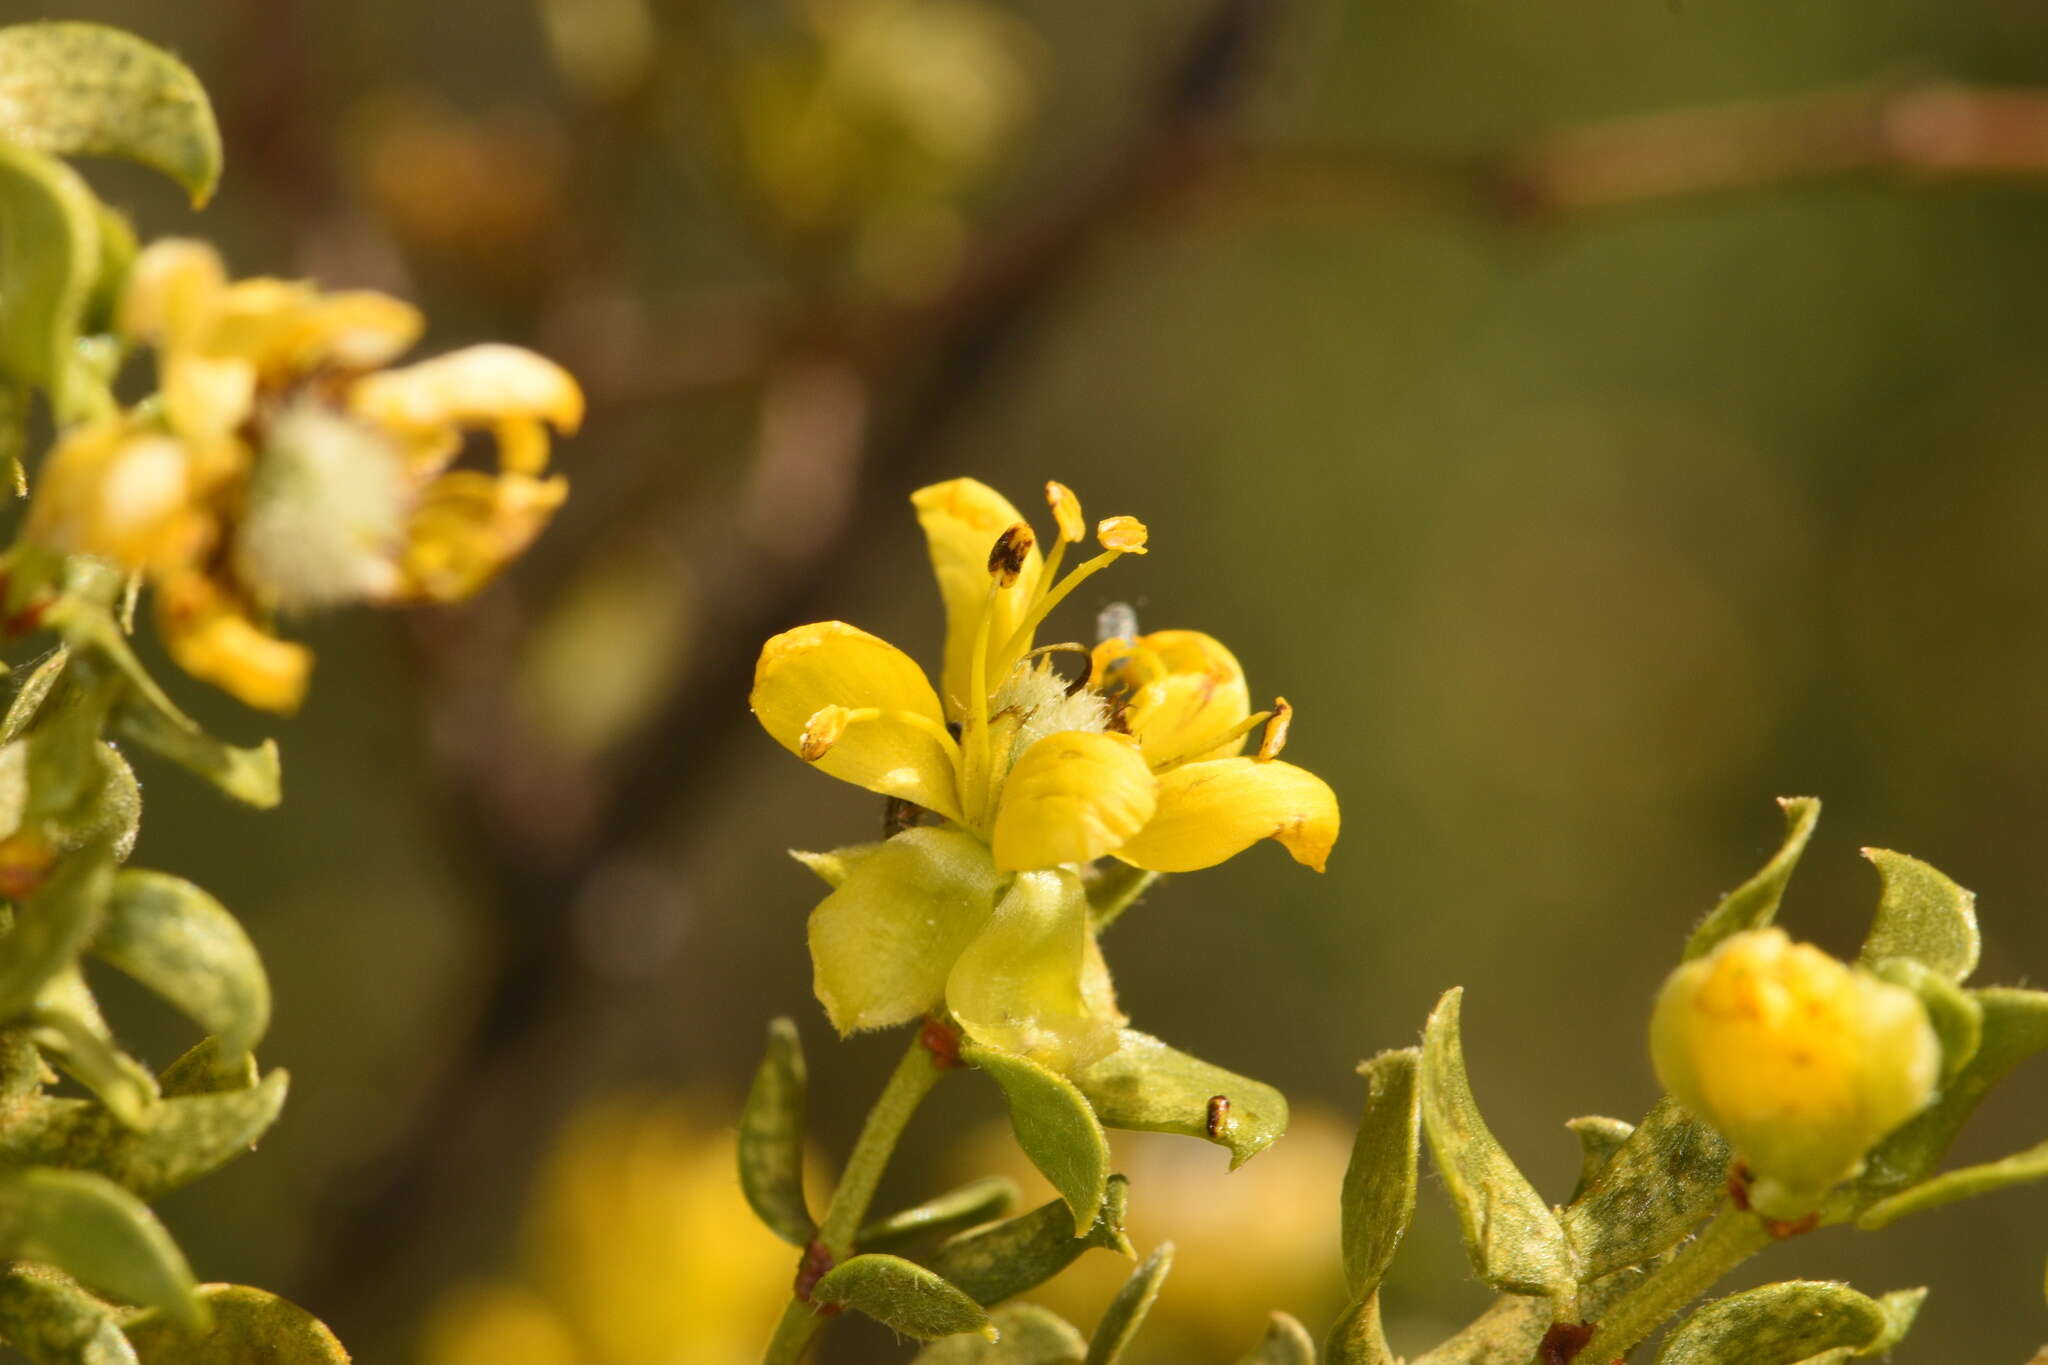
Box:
(420, 1097, 804, 1365)
(751, 478, 1337, 1070)
(18, 239, 581, 712)
(1650, 928, 1940, 1218)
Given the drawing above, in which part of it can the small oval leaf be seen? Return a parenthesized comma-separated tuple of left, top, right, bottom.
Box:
(0, 140, 100, 413)
(0, 1263, 138, 1365)
(1234, 1312, 1315, 1365)
(912, 1304, 1087, 1364)
(1683, 797, 1819, 960)
(1083, 1242, 1172, 1365)
(90, 870, 270, 1060)
(860, 1176, 1020, 1254)
(0, 1070, 287, 1201)
(810, 1253, 992, 1343)
(965, 1043, 1109, 1232)
(1858, 849, 1980, 984)
(928, 1177, 1130, 1307)
(123, 1283, 349, 1362)
(738, 1016, 812, 1246)
(1563, 1097, 1729, 1279)
(1342, 1048, 1420, 1299)
(0, 1168, 197, 1325)
(1419, 989, 1573, 1296)
(111, 701, 280, 810)
(0, 22, 224, 205)
(1652, 1281, 1890, 1365)
(1071, 1029, 1288, 1169)
(28, 969, 156, 1129)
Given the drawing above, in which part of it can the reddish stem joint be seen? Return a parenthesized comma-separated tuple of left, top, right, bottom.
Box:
(794, 1237, 838, 1312)
(919, 1014, 963, 1069)
(1538, 1320, 1597, 1365)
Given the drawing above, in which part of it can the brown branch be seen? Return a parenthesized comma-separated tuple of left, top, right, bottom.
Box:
(293, 0, 1288, 1329)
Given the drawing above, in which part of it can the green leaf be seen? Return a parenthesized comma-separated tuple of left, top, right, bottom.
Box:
(1857, 849, 1979, 984)
(1341, 1048, 1420, 1298)
(860, 1176, 1019, 1254)
(912, 1304, 1086, 1364)
(1858, 1136, 2048, 1230)
(1683, 797, 1819, 960)
(1323, 1294, 1395, 1365)
(0, 23, 223, 205)
(1071, 1029, 1288, 1170)
(1852, 986, 2048, 1205)
(154, 1036, 257, 1098)
(738, 1017, 810, 1246)
(1234, 1312, 1315, 1365)
(0, 1169, 196, 1325)
(0, 843, 114, 1023)
(111, 700, 281, 810)
(123, 1284, 349, 1362)
(3, 649, 71, 746)
(90, 871, 269, 1060)
(965, 1043, 1110, 1232)
(0, 1070, 287, 1201)
(927, 1177, 1131, 1307)
(1867, 957, 1981, 1084)
(1418, 988, 1573, 1296)
(0, 1264, 137, 1365)
(1652, 1281, 1891, 1364)
(810, 1253, 993, 1342)
(0, 139, 100, 414)
(1082, 1243, 1172, 1365)
(1563, 1097, 1729, 1279)
(1564, 1115, 1634, 1201)
(29, 970, 156, 1129)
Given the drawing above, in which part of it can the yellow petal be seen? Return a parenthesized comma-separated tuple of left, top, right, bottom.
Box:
(1116, 757, 1338, 873)
(991, 730, 1157, 871)
(120, 239, 226, 347)
(750, 621, 962, 821)
(1094, 629, 1251, 766)
(350, 343, 585, 434)
(911, 478, 1042, 719)
(162, 352, 256, 442)
(155, 574, 312, 714)
(25, 422, 205, 571)
(809, 827, 1000, 1033)
(212, 280, 425, 375)
(397, 470, 567, 603)
(946, 866, 1124, 1072)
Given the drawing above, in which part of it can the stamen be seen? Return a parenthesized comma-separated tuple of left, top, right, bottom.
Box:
(992, 548, 1124, 677)
(1152, 708, 1274, 774)
(799, 705, 963, 763)
(962, 577, 1002, 829)
(1097, 515, 1148, 554)
(1046, 481, 1085, 543)
(1256, 697, 1292, 761)
(987, 521, 1034, 587)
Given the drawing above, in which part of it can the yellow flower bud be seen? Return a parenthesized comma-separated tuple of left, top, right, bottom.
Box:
(1650, 928, 1940, 1218)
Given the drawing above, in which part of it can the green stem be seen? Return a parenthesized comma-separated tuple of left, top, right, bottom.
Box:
(1575, 1204, 1773, 1362)
(763, 1031, 950, 1365)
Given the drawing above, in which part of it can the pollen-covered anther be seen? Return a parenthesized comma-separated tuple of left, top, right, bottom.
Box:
(987, 522, 1036, 586)
(1096, 515, 1148, 554)
(799, 705, 853, 761)
(1257, 698, 1292, 762)
(1046, 481, 1086, 542)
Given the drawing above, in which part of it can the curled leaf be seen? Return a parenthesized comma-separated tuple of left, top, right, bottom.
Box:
(1858, 849, 1980, 984)
(0, 140, 101, 415)
(1858, 1136, 2048, 1230)
(0, 23, 224, 205)
(860, 1177, 1020, 1254)
(1562, 1097, 1729, 1280)
(0, 1168, 197, 1326)
(928, 1177, 1131, 1307)
(1071, 1029, 1288, 1170)
(1341, 1048, 1419, 1298)
(1234, 1312, 1315, 1365)
(0, 1070, 287, 1201)
(91, 871, 270, 1060)
(738, 1017, 812, 1246)
(965, 1043, 1109, 1232)
(912, 1304, 1086, 1364)
(1564, 1115, 1634, 1201)
(111, 700, 280, 810)
(1683, 797, 1818, 961)
(810, 1253, 993, 1343)
(1652, 1280, 1893, 1364)
(1083, 1243, 1172, 1365)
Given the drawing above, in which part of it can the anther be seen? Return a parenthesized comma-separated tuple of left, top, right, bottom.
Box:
(987, 522, 1035, 586)
(1256, 698, 1292, 762)
(799, 705, 851, 761)
(1096, 515, 1148, 554)
(1046, 481, 1085, 543)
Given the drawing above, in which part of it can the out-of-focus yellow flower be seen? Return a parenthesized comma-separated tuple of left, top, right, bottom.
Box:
(960, 1109, 1353, 1360)
(750, 478, 1337, 1071)
(18, 239, 581, 712)
(1651, 928, 1940, 1218)
(420, 1098, 808, 1365)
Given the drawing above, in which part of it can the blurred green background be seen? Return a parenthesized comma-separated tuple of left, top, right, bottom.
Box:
(20, 0, 2048, 1360)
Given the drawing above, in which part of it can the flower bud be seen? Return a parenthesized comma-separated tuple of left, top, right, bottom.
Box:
(1650, 927, 1939, 1218)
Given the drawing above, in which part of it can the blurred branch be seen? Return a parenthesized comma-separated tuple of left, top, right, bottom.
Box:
(297, 0, 1287, 1324)
(1181, 81, 2048, 222)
